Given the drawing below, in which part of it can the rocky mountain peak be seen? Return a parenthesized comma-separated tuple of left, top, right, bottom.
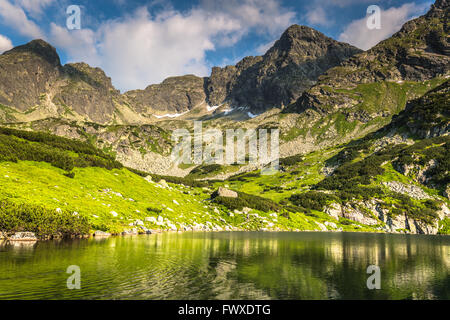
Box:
(275, 25, 326, 47)
(124, 74, 207, 116)
(269, 24, 353, 55)
(432, 0, 448, 10)
(4, 39, 61, 66)
(286, 0, 449, 121)
(63, 62, 117, 92)
(205, 24, 361, 112)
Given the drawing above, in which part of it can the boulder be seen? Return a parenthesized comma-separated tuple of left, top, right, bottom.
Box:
(94, 230, 111, 237)
(122, 228, 138, 236)
(325, 203, 341, 220)
(145, 216, 157, 223)
(9, 232, 37, 241)
(158, 179, 169, 188)
(211, 187, 238, 198)
(342, 204, 378, 225)
(444, 185, 450, 200)
(382, 181, 431, 200)
(386, 214, 405, 232)
(242, 207, 252, 214)
(315, 222, 328, 231)
(139, 226, 152, 234)
(324, 221, 337, 229)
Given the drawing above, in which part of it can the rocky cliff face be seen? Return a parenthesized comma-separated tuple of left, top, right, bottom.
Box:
(206, 25, 362, 113)
(0, 40, 122, 124)
(288, 1, 449, 115)
(124, 75, 207, 117)
(54, 62, 122, 123)
(0, 40, 62, 111)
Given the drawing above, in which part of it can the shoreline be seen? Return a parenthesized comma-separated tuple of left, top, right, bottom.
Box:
(1, 227, 447, 243)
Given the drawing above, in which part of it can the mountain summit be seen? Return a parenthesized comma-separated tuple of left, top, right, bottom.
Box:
(205, 25, 361, 113)
(4, 39, 61, 66)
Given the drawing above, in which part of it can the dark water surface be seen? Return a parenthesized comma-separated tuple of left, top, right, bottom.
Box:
(0, 232, 448, 300)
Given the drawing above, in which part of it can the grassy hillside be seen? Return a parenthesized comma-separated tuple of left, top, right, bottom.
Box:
(0, 125, 393, 238)
(0, 82, 448, 238)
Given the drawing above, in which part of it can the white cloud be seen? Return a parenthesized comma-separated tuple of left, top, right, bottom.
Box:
(14, 0, 54, 18)
(304, 0, 377, 26)
(50, 23, 100, 65)
(0, 0, 44, 38)
(255, 40, 276, 55)
(200, 0, 296, 36)
(338, 3, 430, 50)
(319, 0, 374, 7)
(305, 7, 331, 26)
(0, 34, 13, 53)
(50, 0, 296, 92)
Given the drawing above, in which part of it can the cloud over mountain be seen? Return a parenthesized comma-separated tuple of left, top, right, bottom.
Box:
(338, 2, 430, 50)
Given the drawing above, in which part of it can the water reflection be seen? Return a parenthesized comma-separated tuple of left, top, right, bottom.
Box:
(0, 232, 448, 300)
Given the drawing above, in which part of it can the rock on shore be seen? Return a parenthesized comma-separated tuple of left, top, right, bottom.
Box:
(8, 232, 38, 241)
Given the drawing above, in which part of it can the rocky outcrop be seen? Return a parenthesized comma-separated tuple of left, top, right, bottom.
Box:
(124, 75, 207, 116)
(206, 25, 361, 113)
(444, 185, 450, 199)
(325, 199, 448, 234)
(8, 232, 38, 241)
(324, 202, 379, 225)
(211, 187, 238, 198)
(94, 230, 111, 237)
(341, 203, 379, 225)
(0, 40, 62, 111)
(382, 181, 433, 200)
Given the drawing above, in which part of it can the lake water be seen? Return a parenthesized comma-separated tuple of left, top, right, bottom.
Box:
(0, 232, 448, 300)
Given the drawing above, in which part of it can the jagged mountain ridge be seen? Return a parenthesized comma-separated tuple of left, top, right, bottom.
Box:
(0, 24, 361, 124)
(287, 0, 449, 115)
(205, 25, 362, 113)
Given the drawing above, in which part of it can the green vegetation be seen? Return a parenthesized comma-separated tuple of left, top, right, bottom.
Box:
(0, 126, 121, 174)
(289, 191, 339, 212)
(0, 199, 89, 238)
(126, 166, 208, 188)
(186, 163, 240, 179)
(213, 190, 280, 213)
(279, 154, 304, 166)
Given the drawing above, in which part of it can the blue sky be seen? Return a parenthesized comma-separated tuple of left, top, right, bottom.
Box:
(0, 0, 433, 91)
